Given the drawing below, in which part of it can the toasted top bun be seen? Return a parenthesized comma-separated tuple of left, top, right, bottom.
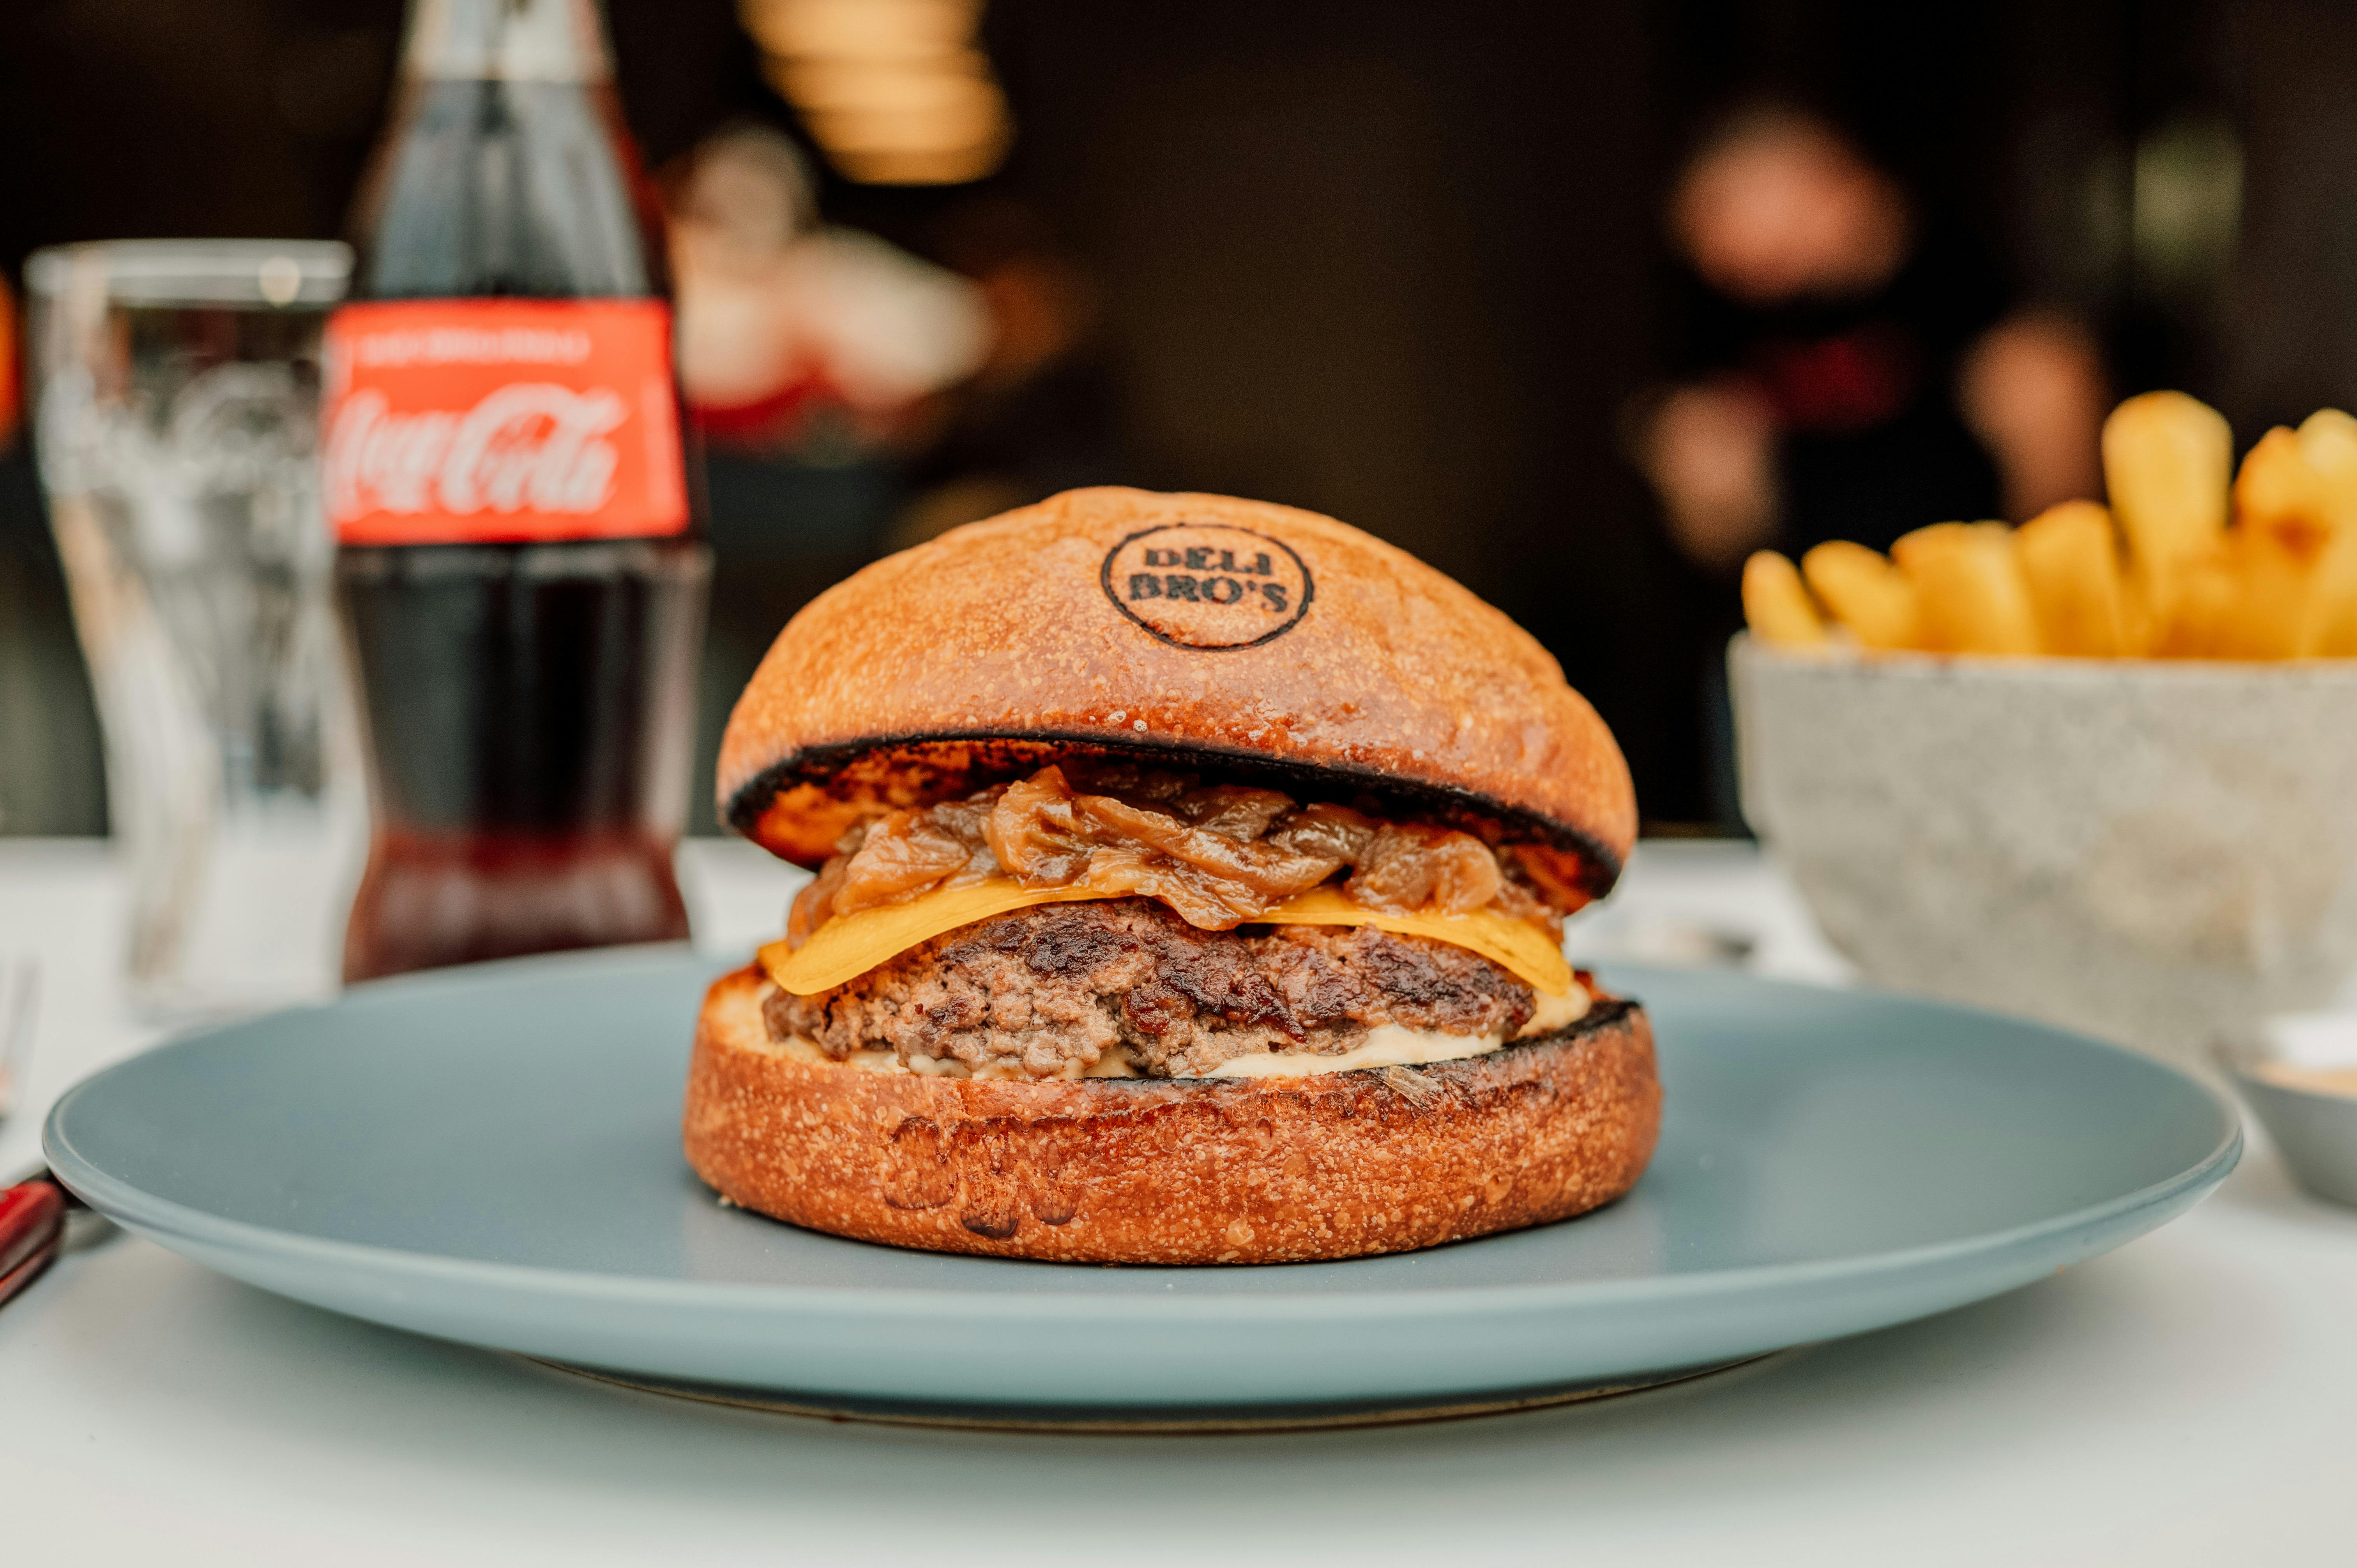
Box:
(719, 487, 1637, 897)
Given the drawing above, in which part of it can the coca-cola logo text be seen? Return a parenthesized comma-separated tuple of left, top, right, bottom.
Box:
(322, 298, 688, 545)
(326, 383, 624, 520)
(349, 325, 595, 369)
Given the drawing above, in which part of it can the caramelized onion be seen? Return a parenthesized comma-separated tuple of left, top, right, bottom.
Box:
(830, 810, 977, 915)
(785, 761, 1561, 948)
(1349, 823, 1504, 914)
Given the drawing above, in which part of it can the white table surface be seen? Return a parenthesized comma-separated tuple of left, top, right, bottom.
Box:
(4, 837, 2352, 1566)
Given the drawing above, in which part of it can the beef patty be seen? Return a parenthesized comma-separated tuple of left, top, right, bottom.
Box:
(764, 897, 1540, 1079)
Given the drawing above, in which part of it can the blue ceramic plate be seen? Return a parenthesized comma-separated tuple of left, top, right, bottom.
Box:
(46, 948, 2237, 1416)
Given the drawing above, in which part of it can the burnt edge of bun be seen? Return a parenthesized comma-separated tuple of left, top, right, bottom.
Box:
(1353, 993, 1636, 1072)
(723, 728, 1625, 898)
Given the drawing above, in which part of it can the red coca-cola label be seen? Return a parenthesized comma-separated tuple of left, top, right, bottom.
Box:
(322, 299, 689, 545)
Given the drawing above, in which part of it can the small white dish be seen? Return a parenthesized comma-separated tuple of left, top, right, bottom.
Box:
(2236, 1062, 2357, 1208)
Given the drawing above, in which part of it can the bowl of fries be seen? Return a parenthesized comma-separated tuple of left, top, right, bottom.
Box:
(1732, 391, 2357, 1061)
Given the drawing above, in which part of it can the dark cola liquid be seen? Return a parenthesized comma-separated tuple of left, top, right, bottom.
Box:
(337, 69, 709, 981)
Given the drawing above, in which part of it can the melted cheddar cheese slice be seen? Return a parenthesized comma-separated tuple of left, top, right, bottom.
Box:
(1241, 887, 1571, 994)
(760, 878, 1573, 997)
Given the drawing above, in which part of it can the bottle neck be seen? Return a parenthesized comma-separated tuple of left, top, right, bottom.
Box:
(398, 0, 612, 83)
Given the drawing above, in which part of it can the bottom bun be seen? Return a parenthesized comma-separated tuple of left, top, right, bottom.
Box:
(682, 966, 1660, 1264)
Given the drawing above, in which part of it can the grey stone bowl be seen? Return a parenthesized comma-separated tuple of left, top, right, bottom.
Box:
(1731, 635, 2357, 1063)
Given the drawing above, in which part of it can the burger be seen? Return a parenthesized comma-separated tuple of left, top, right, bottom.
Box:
(684, 487, 1656, 1264)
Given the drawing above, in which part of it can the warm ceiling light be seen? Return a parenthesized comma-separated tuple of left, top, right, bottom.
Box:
(829, 141, 1009, 186)
(803, 95, 1004, 155)
(773, 56, 993, 117)
(739, 0, 1012, 185)
(741, 0, 977, 61)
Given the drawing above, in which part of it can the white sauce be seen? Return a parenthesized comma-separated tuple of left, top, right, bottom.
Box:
(1520, 985, 1590, 1038)
(1209, 983, 1587, 1078)
(1205, 1023, 1508, 1078)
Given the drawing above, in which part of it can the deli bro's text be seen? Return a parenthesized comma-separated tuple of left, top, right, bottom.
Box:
(1127, 547, 1289, 612)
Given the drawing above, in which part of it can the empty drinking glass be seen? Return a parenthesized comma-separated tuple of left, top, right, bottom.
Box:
(25, 241, 361, 1017)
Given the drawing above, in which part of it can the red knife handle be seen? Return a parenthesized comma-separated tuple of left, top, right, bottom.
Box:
(0, 1179, 65, 1284)
(0, 1234, 60, 1308)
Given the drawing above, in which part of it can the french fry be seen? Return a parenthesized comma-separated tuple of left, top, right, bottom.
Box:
(2152, 547, 2237, 657)
(2119, 572, 2161, 657)
(2296, 408, 2357, 533)
(1891, 522, 2040, 655)
(2104, 391, 2231, 617)
(1801, 541, 1919, 650)
(2217, 528, 2309, 659)
(2233, 426, 2333, 554)
(2015, 500, 2129, 656)
(2298, 526, 2357, 657)
(1749, 392, 2357, 664)
(1742, 551, 1827, 648)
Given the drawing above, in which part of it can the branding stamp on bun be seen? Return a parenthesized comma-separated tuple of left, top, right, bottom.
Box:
(1100, 522, 1313, 650)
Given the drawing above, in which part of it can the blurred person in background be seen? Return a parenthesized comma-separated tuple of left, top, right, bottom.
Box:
(1639, 101, 2108, 576)
(665, 124, 988, 830)
(1635, 100, 2110, 825)
(889, 198, 1126, 549)
(671, 124, 988, 459)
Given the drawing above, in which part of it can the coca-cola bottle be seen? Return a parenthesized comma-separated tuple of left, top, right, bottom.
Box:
(327, 0, 709, 982)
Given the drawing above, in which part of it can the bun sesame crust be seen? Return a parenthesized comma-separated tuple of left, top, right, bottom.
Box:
(682, 966, 1660, 1265)
(716, 488, 1637, 899)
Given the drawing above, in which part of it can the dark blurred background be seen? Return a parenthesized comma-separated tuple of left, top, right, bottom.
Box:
(2, 0, 2346, 834)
